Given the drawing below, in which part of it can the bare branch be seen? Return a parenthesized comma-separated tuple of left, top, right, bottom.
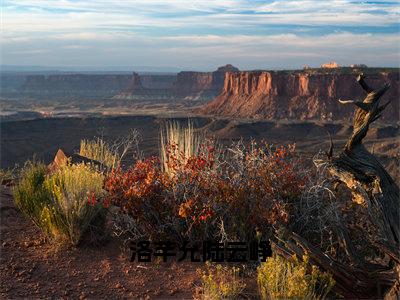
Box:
(357, 73, 374, 93)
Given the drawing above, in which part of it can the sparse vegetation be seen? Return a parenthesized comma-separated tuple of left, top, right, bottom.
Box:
(9, 109, 399, 298)
(199, 263, 245, 300)
(257, 254, 335, 300)
(79, 138, 118, 168)
(0, 167, 17, 184)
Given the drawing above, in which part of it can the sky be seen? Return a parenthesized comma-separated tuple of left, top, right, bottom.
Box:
(2, 0, 400, 71)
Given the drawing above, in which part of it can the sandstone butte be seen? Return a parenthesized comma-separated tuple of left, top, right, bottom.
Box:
(197, 70, 399, 122)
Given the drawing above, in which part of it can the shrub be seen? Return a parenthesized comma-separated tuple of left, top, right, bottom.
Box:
(14, 161, 107, 246)
(257, 254, 335, 299)
(199, 262, 246, 300)
(104, 157, 172, 240)
(13, 161, 52, 229)
(79, 137, 118, 168)
(107, 135, 308, 244)
(44, 163, 106, 245)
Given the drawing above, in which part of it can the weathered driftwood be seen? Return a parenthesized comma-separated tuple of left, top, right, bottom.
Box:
(272, 74, 400, 299)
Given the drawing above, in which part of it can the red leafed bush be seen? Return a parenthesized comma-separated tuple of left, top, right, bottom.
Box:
(106, 140, 309, 243)
(104, 157, 166, 218)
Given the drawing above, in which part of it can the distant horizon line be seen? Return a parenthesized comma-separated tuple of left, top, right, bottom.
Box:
(1, 64, 399, 73)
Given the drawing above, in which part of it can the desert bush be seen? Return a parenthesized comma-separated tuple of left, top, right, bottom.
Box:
(107, 134, 308, 244)
(257, 254, 334, 299)
(14, 161, 107, 246)
(79, 138, 118, 168)
(13, 161, 52, 229)
(105, 157, 174, 240)
(199, 262, 246, 300)
(44, 163, 106, 245)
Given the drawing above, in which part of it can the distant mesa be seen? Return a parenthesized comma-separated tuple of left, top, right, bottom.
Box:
(1, 64, 239, 101)
(114, 65, 240, 101)
(198, 69, 399, 122)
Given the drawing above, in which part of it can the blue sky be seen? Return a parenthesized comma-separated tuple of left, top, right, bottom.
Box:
(2, 0, 400, 70)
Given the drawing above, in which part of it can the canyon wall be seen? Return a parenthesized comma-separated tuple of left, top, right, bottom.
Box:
(19, 74, 132, 98)
(199, 70, 399, 122)
(3, 64, 238, 100)
(113, 72, 176, 100)
(115, 64, 239, 101)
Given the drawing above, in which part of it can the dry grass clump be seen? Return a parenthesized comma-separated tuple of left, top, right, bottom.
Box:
(13, 161, 107, 246)
(199, 262, 246, 300)
(0, 167, 17, 183)
(79, 138, 118, 168)
(160, 121, 205, 177)
(257, 254, 335, 300)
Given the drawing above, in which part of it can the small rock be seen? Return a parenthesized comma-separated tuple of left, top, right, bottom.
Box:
(115, 282, 122, 289)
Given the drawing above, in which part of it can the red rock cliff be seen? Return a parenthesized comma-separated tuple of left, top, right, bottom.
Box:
(199, 71, 399, 121)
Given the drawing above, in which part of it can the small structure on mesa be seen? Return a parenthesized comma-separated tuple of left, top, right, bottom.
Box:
(321, 61, 340, 69)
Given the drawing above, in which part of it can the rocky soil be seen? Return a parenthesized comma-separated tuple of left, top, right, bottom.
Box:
(0, 185, 202, 299)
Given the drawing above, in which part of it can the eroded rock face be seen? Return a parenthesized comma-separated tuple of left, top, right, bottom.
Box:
(199, 71, 399, 121)
(21, 74, 132, 98)
(116, 65, 240, 101)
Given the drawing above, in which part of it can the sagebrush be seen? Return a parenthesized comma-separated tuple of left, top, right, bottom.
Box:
(199, 263, 245, 300)
(258, 254, 335, 299)
(14, 161, 107, 246)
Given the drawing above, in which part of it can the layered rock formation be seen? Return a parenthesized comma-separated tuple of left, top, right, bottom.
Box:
(113, 72, 176, 100)
(115, 64, 239, 101)
(20, 74, 132, 98)
(199, 70, 399, 122)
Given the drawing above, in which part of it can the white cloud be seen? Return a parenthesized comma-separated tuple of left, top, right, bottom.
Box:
(2, 31, 399, 69)
(1, 0, 399, 68)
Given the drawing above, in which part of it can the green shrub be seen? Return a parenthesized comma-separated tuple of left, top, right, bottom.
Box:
(14, 161, 107, 246)
(13, 161, 52, 229)
(199, 263, 246, 300)
(257, 254, 335, 300)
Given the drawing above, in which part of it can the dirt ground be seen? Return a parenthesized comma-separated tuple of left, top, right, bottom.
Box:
(0, 185, 208, 299)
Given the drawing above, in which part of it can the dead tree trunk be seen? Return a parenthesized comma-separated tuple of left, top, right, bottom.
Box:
(332, 74, 399, 245)
(272, 74, 400, 299)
